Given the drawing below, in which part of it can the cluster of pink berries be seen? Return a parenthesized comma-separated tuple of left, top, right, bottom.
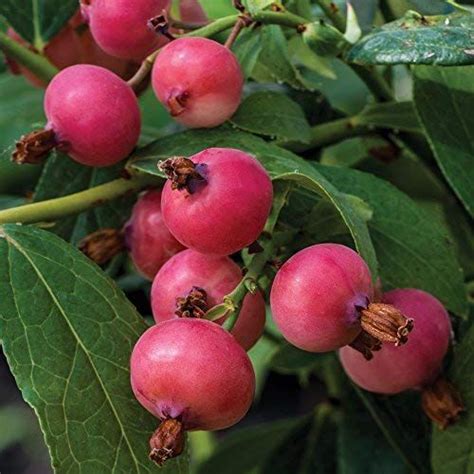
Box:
(13, 1, 243, 166)
(125, 147, 272, 464)
(123, 149, 460, 465)
(8, 0, 463, 464)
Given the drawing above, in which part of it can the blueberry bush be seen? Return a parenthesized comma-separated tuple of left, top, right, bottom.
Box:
(0, 1, 473, 473)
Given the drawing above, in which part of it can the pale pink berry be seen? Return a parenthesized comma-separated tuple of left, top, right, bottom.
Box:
(151, 249, 266, 350)
(152, 37, 243, 128)
(44, 65, 141, 166)
(130, 319, 255, 431)
(81, 0, 171, 61)
(270, 244, 374, 352)
(340, 288, 452, 394)
(124, 190, 186, 280)
(160, 148, 273, 256)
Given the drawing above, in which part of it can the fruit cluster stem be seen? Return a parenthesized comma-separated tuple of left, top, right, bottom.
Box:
(0, 30, 58, 83)
(217, 183, 291, 331)
(0, 173, 160, 225)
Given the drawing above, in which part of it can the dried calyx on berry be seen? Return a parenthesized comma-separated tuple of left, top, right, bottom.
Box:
(149, 418, 185, 466)
(421, 376, 465, 430)
(159, 156, 205, 193)
(350, 302, 415, 360)
(175, 286, 208, 318)
(13, 129, 57, 165)
(78, 228, 125, 265)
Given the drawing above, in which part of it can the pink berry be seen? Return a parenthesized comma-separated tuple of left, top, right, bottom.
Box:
(124, 190, 186, 280)
(151, 249, 266, 350)
(270, 244, 373, 352)
(161, 148, 273, 256)
(44, 65, 141, 166)
(152, 37, 244, 128)
(130, 319, 255, 431)
(179, 0, 208, 24)
(339, 289, 452, 394)
(81, 0, 171, 61)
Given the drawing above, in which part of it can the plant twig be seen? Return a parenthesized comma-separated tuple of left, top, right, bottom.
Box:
(0, 30, 58, 84)
(224, 15, 252, 49)
(315, 0, 346, 31)
(0, 173, 160, 225)
(216, 183, 292, 331)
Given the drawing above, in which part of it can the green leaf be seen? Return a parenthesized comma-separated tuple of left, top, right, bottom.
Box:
(254, 25, 305, 90)
(270, 343, 332, 383)
(355, 388, 431, 474)
(248, 335, 279, 399)
(233, 30, 264, 78)
(243, 0, 274, 14)
(356, 101, 422, 133)
(129, 127, 378, 276)
(34, 153, 134, 243)
(0, 224, 188, 473)
(262, 405, 337, 474)
(346, 12, 474, 66)
(0, 74, 43, 193)
(432, 316, 474, 474)
(230, 91, 312, 143)
(0, 194, 27, 210)
(196, 416, 309, 474)
(197, 406, 336, 474)
(413, 65, 474, 218)
(0, 0, 77, 48)
(316, 164, 467, 317)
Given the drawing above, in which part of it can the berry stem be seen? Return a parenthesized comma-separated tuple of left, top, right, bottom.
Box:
(0, 173, 160, 225)
(224, 15, 252, 49)
(314, 0, 346, 31)
(0, 30, 58, 84)
(128, 10, 307, 90)
(215, 183, 292, 331)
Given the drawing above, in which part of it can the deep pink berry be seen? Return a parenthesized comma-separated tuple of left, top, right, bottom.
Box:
(124, 190, 185, 280)
(152, 37, 244, 128)
(44, 65, 141, 166)
(160, 148, 273, 256)
(81, 0, 170, 61)
(130, 319, 255, 430)
(151, 249, 266, 350)
(339, 288, 452, 394)
(270, 244, 374, 352)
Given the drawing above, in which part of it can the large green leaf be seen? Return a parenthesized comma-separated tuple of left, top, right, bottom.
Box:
(34, 153, 135, 243)
(347, 12, 474, 66)
(338, 389, 413, 474)
(316, 164, 467, 317)
(413, 65, 474, 218)
(0, 224, 188, 473)
(196, 416, 309, 474)
(354, 388, 431, 474)
(197, 407, 336, 474)
(0, 0, 77, 48)
(128, 127, 378, 276)
(432, 315, 474, 474)
(230, 91, 312, 143)
(254, 25, 305, 90)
